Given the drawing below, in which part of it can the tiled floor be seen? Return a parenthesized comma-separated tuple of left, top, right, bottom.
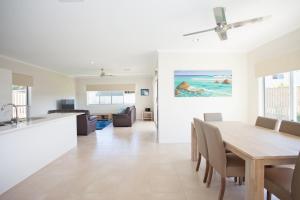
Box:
(1, 121, 261, 200)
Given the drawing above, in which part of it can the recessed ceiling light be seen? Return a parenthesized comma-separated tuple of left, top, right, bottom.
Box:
(90, 61, 95, 65)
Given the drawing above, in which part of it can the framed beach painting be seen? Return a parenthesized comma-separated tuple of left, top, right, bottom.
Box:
(174, 70, 232, 97)
(141, 89, 149, 96)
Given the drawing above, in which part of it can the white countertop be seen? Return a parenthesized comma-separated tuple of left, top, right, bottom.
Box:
(0, 113, 81, 136)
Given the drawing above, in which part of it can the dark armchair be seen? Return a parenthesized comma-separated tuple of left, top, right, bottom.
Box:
(48, 109, 97, 135)
(112, 106, 136, 127)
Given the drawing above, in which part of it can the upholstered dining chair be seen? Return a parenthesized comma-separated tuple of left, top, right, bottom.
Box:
(202, 122, 245, 200)
(204, 113, 223, 122)
(279, 120, 300, 137)
(203, 112, 239, 180)
(265, 153, 300, 200)
(255, 116, 278, 130)
(193, 118, 210, 183)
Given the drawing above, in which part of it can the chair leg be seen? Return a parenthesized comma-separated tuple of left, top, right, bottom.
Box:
(234, 177, 237, 183)
(218, 177, 226, 200)
(196, 153, 201, 172)
(203, 160, 209, 183)
(267, 191, 271, 200)
(206, 165, 213, 188)
(238, 177, 242, 185)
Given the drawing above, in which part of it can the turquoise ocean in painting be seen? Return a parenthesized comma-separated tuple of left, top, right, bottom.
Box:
(174, 70, 232, 97)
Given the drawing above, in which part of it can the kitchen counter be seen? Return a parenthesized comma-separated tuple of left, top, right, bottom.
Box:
(0, 113, 82, 135)
(0, 113, 79, 195)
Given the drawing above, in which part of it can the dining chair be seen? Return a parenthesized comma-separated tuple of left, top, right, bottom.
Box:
(265, 152, 300, 200)
(255, 116, 278, 130)
(202, 122, 245, 200)
(193, 118, 210, 183)
(203, 112, 239, 183)
(279, 120, 300, 137)
(204, 113, 223, 122)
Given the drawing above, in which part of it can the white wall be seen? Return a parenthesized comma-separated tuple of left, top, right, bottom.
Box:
(75, 76, 153, 119)
(0, 68, 12, 121)
(247, 28, 300, 123)
(0, 55, 75, 117)
(158, 51, 248, 143)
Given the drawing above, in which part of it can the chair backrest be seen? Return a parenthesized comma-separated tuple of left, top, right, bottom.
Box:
(255, 116, 278, 130)
(292, 153, 300, 200)
(123, 107, 131, 114)
(203, 113, 223, 122)
(202, 122, 227, 177)
(193, 118, 208, 159)
(279, 120, 300, 137)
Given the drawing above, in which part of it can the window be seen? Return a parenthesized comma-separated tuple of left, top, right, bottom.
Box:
(294, 70, 300, 122)
(99, 91, 111, 104)
(111, 91, 124, 104)
(124, 91, 135, 104)
(87, 91, 135, 105)
(262, 70, 300, 121)
(87, 91, 99, 104)
(264, 73, 290, 120)
(12, 85, 30, 119)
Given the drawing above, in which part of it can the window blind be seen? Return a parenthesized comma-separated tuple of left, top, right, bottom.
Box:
(255, 50, 300, 77)
(86, 84, 135, 91)
(12, 73, 33, 86)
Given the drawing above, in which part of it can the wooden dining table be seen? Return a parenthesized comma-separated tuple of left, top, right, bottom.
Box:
(191, 121, 300, 200)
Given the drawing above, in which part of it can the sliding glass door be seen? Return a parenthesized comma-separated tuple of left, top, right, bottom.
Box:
(294, 70, 300, 122)
(263, 70, 300, 121)
(264, 73, 290, 120)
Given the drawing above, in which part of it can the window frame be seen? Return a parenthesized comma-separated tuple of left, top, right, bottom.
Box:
(111, 92, 124, 105)
(86, 90, 135, 105)
(99, 91, 112, 105)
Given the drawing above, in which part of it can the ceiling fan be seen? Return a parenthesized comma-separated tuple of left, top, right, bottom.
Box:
(99, 68, 114, 77)
(183, 7, 271, 40)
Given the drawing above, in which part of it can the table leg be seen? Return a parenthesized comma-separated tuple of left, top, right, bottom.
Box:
(245, 159, 264, 200)
(191, 122, 197, 161)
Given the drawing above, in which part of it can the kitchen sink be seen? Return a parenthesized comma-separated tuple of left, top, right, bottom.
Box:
(0, 121, 14, 126)
(0, 117, 46, 125)
(28, 117, 45, 121)
(19, 117, 46, 122)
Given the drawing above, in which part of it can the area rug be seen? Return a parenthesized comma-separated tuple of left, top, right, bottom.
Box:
(96, 120, 112, 130)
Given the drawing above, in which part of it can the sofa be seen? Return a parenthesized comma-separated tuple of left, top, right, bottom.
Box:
(112, 106, 136, 127)
(48, 109, 97, 135)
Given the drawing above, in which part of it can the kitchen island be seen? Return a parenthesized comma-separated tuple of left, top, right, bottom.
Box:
(0, 113, 79, 195)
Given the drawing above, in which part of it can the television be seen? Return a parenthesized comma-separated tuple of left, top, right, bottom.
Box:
(60, 99, 75, 110)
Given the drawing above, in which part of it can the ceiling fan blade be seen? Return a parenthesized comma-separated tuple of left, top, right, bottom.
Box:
(214, 7, 227, 25)
(183, 28, 215, 36)
(227, 15, 271, 29)
(217, 31, 228, 41)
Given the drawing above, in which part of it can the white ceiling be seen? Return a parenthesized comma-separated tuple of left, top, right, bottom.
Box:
(0, 0, 300, 77)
